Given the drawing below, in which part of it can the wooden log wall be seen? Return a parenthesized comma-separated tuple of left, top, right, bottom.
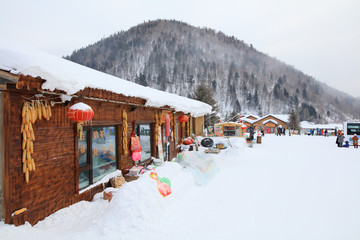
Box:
(3, 89, 192, 226)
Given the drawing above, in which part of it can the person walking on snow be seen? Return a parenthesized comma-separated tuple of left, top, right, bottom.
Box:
(337, 133, 345, 147)
(352, 134, 359, 148)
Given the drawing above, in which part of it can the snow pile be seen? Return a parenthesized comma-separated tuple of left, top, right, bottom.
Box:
(0, 40, 211, 117)
(1, 135, 360, 240)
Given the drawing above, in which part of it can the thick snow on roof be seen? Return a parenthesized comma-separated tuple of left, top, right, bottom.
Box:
(240, 117, 256, 124)
(300, 121, 343, 130)
(243, 114, 260, 119)
(263, 119, 278, 124)
(0, 40, 212, 117)
(259, 114, 289, 123)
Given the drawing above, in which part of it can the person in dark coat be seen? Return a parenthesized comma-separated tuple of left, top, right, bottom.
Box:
(249, 126, 255, 140)
(337, 133, 345, 147)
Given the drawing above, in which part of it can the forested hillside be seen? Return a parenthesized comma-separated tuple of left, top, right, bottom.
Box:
(66, 19, 360, 123)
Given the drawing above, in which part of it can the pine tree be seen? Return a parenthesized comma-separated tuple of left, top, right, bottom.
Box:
(288, 108, 300, 130)
(190, 82, 219, 127)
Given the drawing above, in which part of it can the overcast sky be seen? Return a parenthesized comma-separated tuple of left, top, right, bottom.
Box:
(1, 0, 359, 97)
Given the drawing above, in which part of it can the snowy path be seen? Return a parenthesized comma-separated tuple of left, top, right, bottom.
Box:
(1, 135, 360, 240)
(142, 135, 360, 240)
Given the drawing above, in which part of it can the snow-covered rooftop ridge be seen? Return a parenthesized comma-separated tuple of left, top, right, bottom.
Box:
(0, 40, 212, 117)
(241, 118, 256, 124)
(300, 121, 343, 130)
(263, 119, 278, 124)
(243, 114, 260, 119)
(259, 114, 289, 123)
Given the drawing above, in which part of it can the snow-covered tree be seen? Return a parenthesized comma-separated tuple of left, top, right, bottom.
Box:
(288, 108, 300, 130)
(190, 82, 219, 127)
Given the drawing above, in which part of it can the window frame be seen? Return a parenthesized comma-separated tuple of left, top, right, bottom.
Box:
(134, 122, 155, 164)
(77, 124, 119, 191)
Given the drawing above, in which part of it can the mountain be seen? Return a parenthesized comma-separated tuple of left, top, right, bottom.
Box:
(65, 19, 360, 123)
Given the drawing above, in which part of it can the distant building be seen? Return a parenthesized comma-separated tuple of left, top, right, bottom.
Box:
(241, 114, 289, 133)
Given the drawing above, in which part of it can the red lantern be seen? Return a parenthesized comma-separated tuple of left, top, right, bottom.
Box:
(67, 102, 94, 123)
(183, 137, 194, 145)
(241, 125, 247, 130)
(178, 115, 189, 123)
(67, 102, 94, 135)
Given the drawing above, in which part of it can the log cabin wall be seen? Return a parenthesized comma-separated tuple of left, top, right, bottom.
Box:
(0, 92, 4, 220)
(2, 88, 193, 226)
(3, 90, 77, 226)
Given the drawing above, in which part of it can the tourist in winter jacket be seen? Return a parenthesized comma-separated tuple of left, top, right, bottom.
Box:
(352, 134, 359, 148)
(337, 133, 345, 147)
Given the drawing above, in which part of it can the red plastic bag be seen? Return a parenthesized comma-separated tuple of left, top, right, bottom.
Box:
(132, 147, 142, 161)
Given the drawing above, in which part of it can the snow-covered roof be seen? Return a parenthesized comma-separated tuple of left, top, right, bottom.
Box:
(300, 121, 343, 130)
(0, 40, 212, 117)
(241, 118, 256, 124)
(258, 114, 289, 123)
(243, 114, 260, 119)
(215, 121, 244, 126)
(263, 119, 278, 124)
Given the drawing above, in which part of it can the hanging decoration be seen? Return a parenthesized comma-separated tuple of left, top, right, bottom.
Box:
(155, 112, 159, 144)
(165, 114, 171, 140)
(241, 125, 247, 130)
(21, 100, 52, 183)
(172, 113, 176, 142)
(122, 109, 128, 156)
(131, 133, 142, 162)
(187, 114, 191, 136)
(67, 102, 94, 138)
(178, 115, 189, 126)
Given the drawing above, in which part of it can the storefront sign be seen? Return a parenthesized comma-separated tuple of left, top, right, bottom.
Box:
(215, 125, 223, 137)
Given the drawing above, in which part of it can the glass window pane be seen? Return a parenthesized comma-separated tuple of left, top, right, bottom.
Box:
(139, 124, 151, 162)
(92, 126, 117, 183)
(78, 130, 88, 167)
(79, 170, 90, 190)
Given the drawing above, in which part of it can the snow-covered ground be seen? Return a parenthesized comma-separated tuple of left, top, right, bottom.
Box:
(1, 135, 360, 240)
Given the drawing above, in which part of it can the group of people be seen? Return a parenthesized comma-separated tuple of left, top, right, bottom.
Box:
(336, 132, 358, 148)
(276, 127, 285, 136)
(308, 128, 329, 136)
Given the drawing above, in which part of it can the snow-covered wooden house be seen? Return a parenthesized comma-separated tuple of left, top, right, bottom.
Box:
(0, 41, 211, 225)
(241, 114, 289, 133)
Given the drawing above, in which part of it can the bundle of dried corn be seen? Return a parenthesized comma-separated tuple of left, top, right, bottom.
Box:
(122, 109, 128, 156)
(21, 100, 52, 183)
(155, 112, 159, 143)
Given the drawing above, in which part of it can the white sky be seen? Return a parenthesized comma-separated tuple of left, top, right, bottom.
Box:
(1, 0, 359, 97)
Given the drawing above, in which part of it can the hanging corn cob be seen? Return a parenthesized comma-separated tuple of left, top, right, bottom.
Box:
(155, 112, 159, 143)
(122, 109, 128, 156)
(21, 100, 52, 183)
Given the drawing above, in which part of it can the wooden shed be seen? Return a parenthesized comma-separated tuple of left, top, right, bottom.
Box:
(0, 43, 212, 225)
(214, 122, 245, 137)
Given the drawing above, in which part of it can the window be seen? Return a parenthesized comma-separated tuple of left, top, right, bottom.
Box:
(78, 126, 117, 190)
(224, 126, 236, 136)
(135, 124, 152, 162)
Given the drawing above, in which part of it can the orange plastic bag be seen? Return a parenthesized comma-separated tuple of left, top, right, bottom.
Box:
(131, 136, 141, 151)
